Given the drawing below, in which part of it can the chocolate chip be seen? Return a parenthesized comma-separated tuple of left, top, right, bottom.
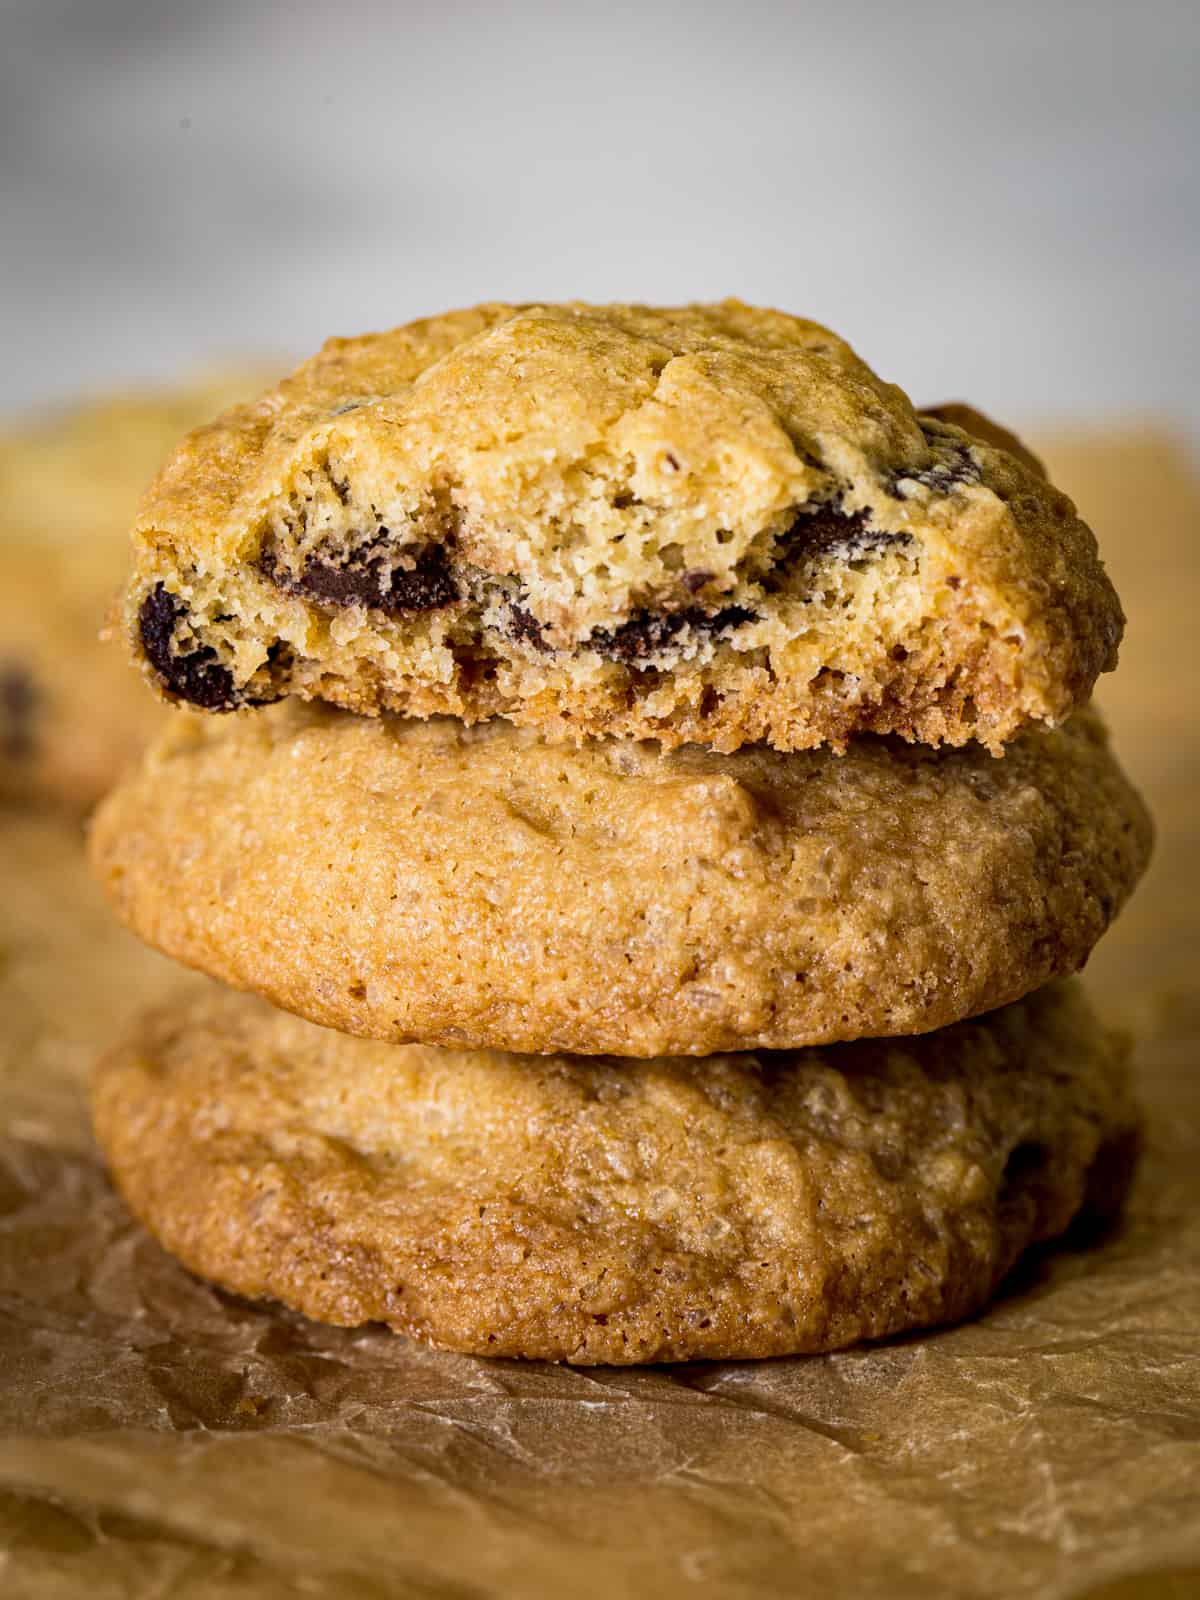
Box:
(262, 536, 459, 615)
(890, 427, 983, 498)
(776, 504, 910, 566)
(506, 600, 551, 652)
(139, 584, 246, 712)
(590, 604, 755, 663)
(265, 638, 294, 675)
(683, 569, 713, 593)
(0, 662, 38, 759)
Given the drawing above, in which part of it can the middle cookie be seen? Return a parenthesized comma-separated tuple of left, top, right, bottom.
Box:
(90, 703, 1151, 1057)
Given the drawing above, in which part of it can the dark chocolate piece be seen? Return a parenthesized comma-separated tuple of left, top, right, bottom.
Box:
(890, 427, 983, 498)
(590, 604, 755, 663)
(263, 535, 458, 615)
(0, 662, 38, 759)
(139, 585, 245, 712)
(780, 504, 910, 562)
(760, 507, 912, 597)
(506, 600, 551, 652)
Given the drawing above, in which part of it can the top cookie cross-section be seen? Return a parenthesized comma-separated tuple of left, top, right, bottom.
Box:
(122, 300, 1122, 753)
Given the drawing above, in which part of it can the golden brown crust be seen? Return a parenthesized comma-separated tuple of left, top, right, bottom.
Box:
(122, 303, 1122, 753)
(88, 702, 1152, 1057)
(91, 981, 1141, 1364)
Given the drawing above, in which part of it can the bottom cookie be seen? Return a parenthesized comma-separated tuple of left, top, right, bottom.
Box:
(92, 982, 1139, 1365)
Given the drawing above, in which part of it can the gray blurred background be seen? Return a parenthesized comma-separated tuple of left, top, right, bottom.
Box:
(2, 0, 1197, 431)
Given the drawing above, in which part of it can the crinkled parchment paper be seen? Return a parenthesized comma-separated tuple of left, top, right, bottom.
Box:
(0, 433, 1197, 1598)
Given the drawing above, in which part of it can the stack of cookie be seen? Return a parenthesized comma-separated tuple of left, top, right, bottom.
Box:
(88, 303, 1151, 1363)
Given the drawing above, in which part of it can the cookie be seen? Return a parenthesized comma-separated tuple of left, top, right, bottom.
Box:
(88, 701, 1151, 1057)
(0, 812, 197, 1149)
(121, 302, 1121, 754)
(0, 374, 275, 813)
(0, 546, 164, 815)
(91, 980, 1140, 1364)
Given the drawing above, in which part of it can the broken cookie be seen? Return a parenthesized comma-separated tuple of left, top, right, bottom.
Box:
(121, 302, 1122, 754)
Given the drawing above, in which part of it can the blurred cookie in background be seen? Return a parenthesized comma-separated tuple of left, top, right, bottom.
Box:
(0, 810, 202, 1150)
(0, 373, 278, 814)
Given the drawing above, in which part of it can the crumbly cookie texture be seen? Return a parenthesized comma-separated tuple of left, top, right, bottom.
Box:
(91, 981, 1140, 1364)
(88, 701, 1152, 1058)
(123, 302, 1122, 754)
(0, 376, 274, 812)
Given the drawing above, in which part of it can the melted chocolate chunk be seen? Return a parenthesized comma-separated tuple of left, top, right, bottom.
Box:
(0, 662, 38, 759)
(890, 428, 983, 498)
(784, 504, 909, 560)
(263, 536, 458, 615)
(591, 604, 755, 663)
(506, 600, 551, 652)
(139, 585, 245, 712)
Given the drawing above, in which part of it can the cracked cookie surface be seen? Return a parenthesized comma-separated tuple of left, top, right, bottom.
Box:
(91, 980, 1141, 1363)
(88, 702, 1152, 1057)
(122, 303, 1122, 753)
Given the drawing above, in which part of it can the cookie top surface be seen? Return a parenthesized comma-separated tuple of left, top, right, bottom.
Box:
(123, 303, 1121, 753)
(0, 374, 274, 812)
(88, 702, 1152, 1057)
(91, 980, 1139, 1364)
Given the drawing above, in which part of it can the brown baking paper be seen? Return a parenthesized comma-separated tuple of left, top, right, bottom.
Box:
(1, 431, 1198, 1599)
